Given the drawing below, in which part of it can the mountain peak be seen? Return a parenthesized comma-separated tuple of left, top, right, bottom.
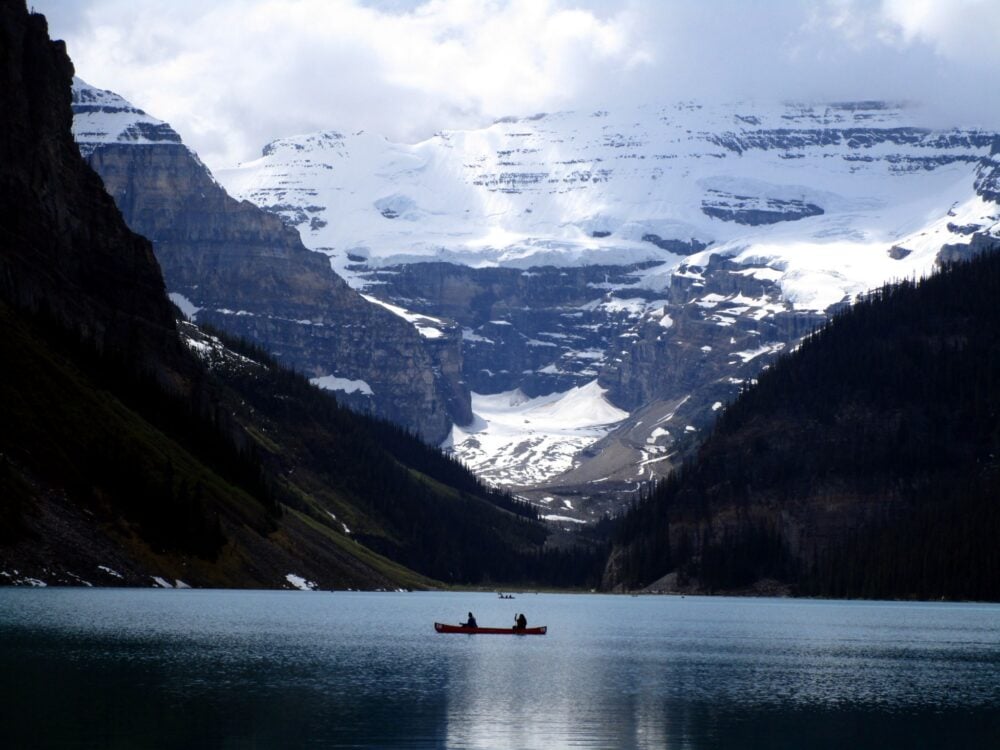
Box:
(71, 77, 182, 155)
(261, 129, 348, 158)
(219, 97, 996, 295)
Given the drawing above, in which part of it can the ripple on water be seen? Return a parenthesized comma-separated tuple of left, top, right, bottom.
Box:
(0, 590, 998, 749)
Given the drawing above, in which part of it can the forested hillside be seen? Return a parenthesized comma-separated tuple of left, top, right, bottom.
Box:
(188, 324, 605, 586)
(606, 248, 1000, 600)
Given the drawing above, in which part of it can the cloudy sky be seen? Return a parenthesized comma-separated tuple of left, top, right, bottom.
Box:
(34, 0, 1000, 172)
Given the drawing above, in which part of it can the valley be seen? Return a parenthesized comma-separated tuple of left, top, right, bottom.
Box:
(65, 72, 1000, 537)
(3, 0, 999, 598)
(215, 100, 1000, 514)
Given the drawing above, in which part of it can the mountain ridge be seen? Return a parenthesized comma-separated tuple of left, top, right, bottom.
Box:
(70, 78, 472, 443)
(217, 100, 999, 510)
(219, 99, 996, 283)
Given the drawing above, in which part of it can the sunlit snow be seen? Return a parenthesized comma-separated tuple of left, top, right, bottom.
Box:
(360, 294, 446, 338)
(168, 292, 200, 320)
(285, 574, 318, 591)
(310, 375, 374, 396)
(732, 342, 786, 363)
(218, 102, 997, 312)
(71, 78, 177, 150)
(443, 380, 628, 487)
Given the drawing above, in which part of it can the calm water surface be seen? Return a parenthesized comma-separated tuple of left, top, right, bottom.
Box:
(1, 589, 998, 748)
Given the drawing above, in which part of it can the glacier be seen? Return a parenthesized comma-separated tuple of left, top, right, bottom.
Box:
(217, 101, 998, 308)
(215, 100, 1000, 509)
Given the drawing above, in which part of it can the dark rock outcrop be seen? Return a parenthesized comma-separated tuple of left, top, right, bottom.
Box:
(701, 191, 824, 225)
(600, 255, 824, 412)
(641, 234, 709, 253)
(707, 125, 994, 156)
(937, 230, 1000, 265)
(0, 8, 182, 383)
(361, 261, 659, 396)
(974, 136, 1000, 203)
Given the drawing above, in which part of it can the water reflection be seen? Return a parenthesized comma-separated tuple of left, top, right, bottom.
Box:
(436, 595, 1000, 748)
(0, 590, 998, 748)
(442, 633, 622, 748)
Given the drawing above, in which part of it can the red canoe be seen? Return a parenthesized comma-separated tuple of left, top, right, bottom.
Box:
(434, 622, 547, 635)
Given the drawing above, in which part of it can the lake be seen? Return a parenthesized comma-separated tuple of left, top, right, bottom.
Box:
(1, 589, 998, 748)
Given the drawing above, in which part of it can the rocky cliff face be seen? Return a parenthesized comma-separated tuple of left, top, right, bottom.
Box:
(974, 136, 1000, 203)
(71, 82, 470, 442)
(0, 12, 181, 383)
(361, 261, 651, 396)
(359, 255, 826, 506)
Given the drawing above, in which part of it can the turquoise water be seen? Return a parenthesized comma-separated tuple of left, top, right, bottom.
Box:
(1, 589, 998, 748)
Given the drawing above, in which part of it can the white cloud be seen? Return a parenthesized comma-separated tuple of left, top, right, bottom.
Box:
(37, 0, 648, 169)
(880, 0, 1000, 63)
(33, 0, 1000, 172)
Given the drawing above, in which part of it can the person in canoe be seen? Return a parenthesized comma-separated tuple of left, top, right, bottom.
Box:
(463, 612, 478, 628)
(514, 613, 527, 630)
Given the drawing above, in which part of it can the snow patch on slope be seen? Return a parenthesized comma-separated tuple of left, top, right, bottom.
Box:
(169, 292, 201, 320)
(311, 375, 374, 396)
(285, 574, 318, 591)
(443, 380, 628, 486)
(360, 294, 447, 339)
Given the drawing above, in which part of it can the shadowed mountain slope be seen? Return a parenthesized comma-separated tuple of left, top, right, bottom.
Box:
(605, 248, 1000, 600)
(0, 1, 595, 590)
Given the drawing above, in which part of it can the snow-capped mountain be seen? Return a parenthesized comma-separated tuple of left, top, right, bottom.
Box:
(220, 101, 995, 296)
(216, 101, 1000, 516)
(71, 77, 183, 154)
